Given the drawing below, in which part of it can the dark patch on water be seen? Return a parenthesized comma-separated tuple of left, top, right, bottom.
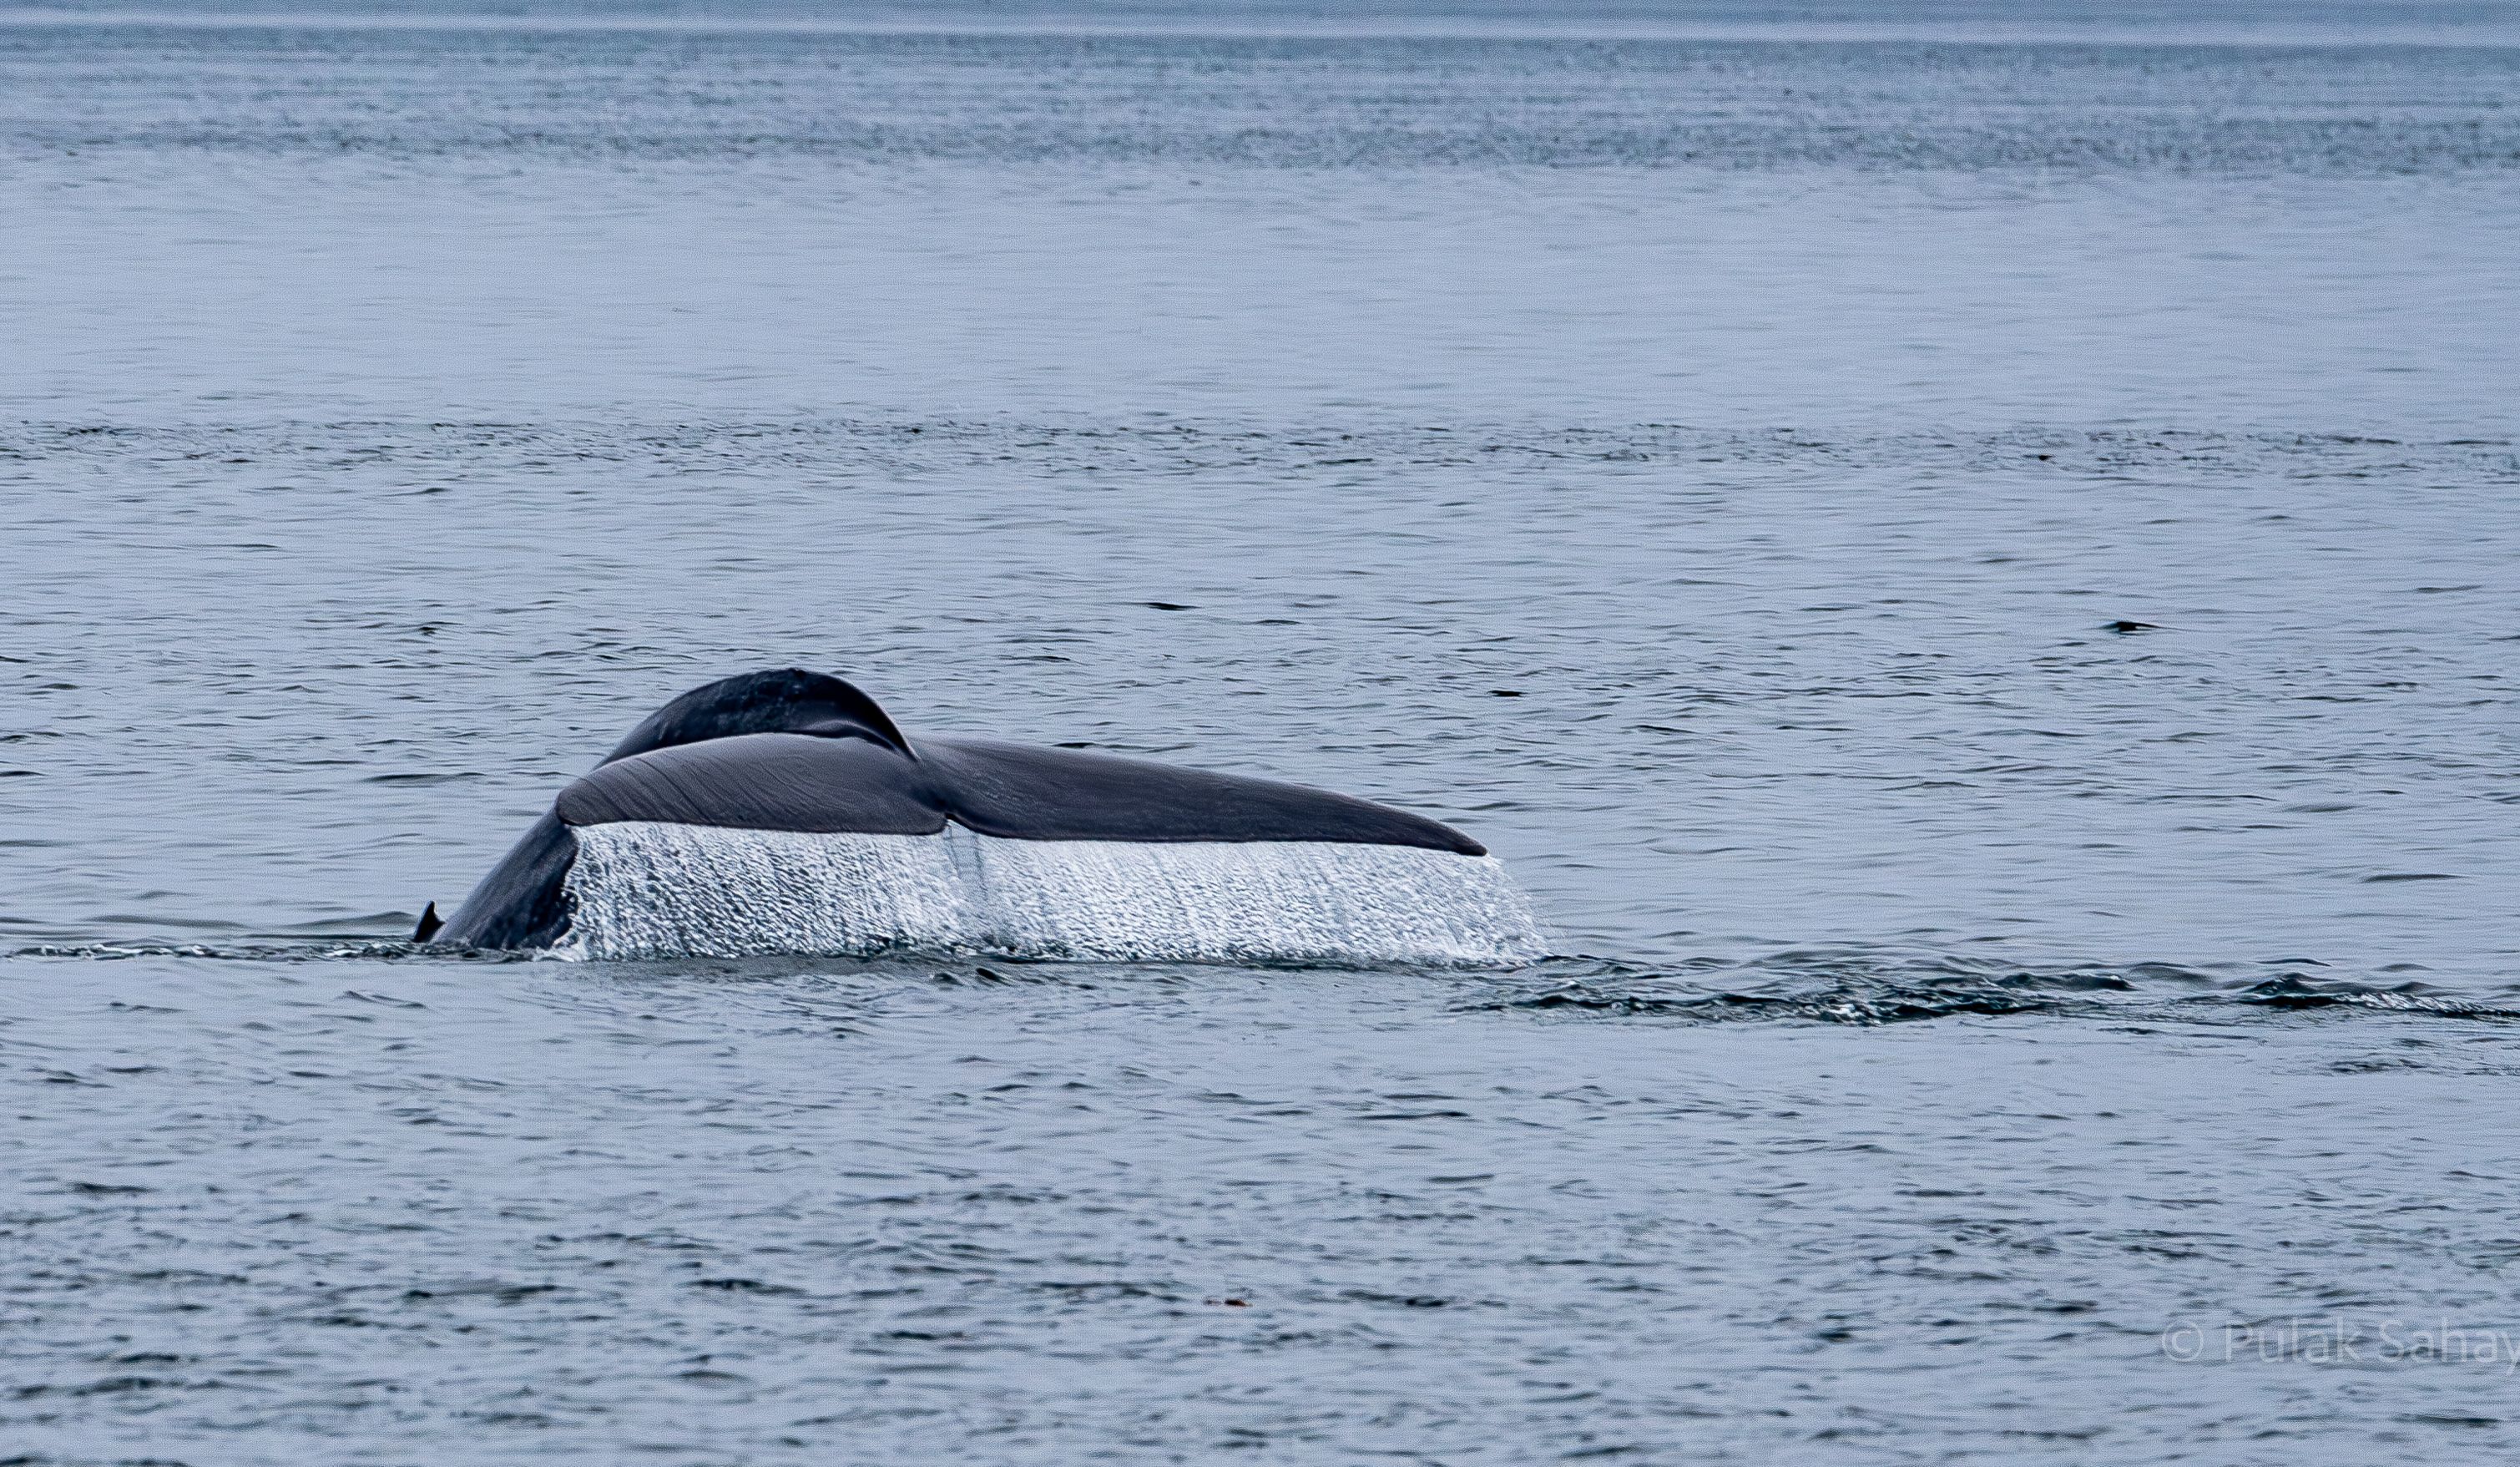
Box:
(1468, 956, 2520, 1027)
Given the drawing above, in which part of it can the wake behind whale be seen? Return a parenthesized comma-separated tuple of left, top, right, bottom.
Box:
(427, 670, 1543, 965)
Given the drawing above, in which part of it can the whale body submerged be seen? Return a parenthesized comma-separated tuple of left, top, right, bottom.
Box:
(426, 670, 1541, 964)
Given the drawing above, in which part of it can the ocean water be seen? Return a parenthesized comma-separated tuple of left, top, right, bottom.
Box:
(5, 5, 2520, 1461)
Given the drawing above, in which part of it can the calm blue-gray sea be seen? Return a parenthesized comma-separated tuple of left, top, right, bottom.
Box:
(3, 2, 2518, 1460)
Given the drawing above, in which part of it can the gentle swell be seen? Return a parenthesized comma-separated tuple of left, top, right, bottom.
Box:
(558, 821, 1548, 966)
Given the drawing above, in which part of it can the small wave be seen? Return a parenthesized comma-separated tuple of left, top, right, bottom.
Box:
(7, 939, 515, 964)
(1491, 983, 2093, 1024)
(2230, 974, 2520, 1020)
(1467, 956, 2520, 1027)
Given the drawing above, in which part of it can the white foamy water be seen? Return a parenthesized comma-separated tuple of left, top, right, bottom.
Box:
(558, 820, 1546, 964)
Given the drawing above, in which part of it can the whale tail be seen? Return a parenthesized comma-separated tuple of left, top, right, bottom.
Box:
(412, 901, 444, 943)
(433, 669, 1523, 959)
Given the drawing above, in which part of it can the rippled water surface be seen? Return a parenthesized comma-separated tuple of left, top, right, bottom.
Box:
(5, 5, 2520, 1462)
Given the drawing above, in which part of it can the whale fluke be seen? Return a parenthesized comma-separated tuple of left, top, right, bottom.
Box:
(558, 730, 1482, 852)
(430, 670, 1535, 963)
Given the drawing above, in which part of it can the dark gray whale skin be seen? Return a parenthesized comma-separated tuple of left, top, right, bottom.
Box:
(431, 669, 1485, 949)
